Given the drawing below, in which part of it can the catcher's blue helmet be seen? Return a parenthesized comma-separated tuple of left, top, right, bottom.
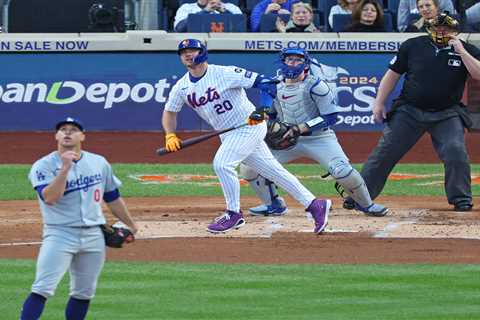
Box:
(278, 47, 311, 79)
(178, 39, 208, 64)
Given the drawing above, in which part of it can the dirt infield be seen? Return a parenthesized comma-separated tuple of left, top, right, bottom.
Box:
(1, 132, 480, 264)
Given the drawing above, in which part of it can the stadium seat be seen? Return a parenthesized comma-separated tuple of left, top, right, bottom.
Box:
(313, 13, 322, 30)
(386, 0, 400, 14)
(186, 13, 246, 32)
(158, 7, 169, 30)
(407, 13, 421, 25)
(383, 11, 393, 31)
(323, 0, 338, 31)
(332, 13, 351, 32)
(246, 0, 260, 12)
(259, 13, 290, 32)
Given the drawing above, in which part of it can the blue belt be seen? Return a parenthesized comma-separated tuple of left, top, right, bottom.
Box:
(301, 127, 330, 136)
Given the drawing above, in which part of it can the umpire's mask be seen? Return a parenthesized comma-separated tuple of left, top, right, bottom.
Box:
(425, 11, 460, 46)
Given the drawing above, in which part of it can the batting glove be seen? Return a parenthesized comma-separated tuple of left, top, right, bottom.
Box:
(248, 109, 267, 125)
(165, 133, 182, 152)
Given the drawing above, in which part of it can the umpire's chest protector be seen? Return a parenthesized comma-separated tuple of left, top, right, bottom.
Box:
(275, 76, 321, 125)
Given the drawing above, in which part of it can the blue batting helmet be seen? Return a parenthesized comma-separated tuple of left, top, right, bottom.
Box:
(278, 47, 311, 79)
(177, 39, 208, 64)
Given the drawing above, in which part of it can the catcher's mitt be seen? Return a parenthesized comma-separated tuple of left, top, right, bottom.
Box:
(265, 120, 299, 150)
(100, 224, 134, 248)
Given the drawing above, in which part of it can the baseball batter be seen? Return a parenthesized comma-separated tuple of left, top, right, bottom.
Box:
(240, 48, 388, 217)
(163, 39, 331, 234)
(20, 118, 138, 320)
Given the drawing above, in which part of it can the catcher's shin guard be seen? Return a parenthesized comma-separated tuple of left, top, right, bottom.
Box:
(328, 158, 372, 208)
(249, 197, 288, 216)
(240, 164, 281, 206)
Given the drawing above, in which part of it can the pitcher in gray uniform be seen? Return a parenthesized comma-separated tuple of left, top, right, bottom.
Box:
(20, 117, 138, 320)
(240, 47, 388, 217)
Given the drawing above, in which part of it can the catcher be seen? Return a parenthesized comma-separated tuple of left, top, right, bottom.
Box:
(240, 47, 388, 217)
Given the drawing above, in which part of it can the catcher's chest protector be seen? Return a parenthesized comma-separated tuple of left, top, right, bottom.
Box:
(276, 76, 321, 125)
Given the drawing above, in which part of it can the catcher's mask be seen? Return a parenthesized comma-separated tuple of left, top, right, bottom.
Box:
(278, 47, 311, 79)
(178, 39, 208, 64)
(425, 12, 460, 46)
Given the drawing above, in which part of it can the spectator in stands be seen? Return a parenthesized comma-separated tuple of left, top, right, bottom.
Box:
(250, 0, 295, 32)
(343, 0, 386, 31)
(405, 0, 439, 32)
(276, 2, 320, 32)
(465, 2, 480, 28)
(137, 0, 159, 30)
(174, 0, 243, 32)
(397, 0, 455, 31)
(0, 0, 5, 29)
(328, 0, 360, 29)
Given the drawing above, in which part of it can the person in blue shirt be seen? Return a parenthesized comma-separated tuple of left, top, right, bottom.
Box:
(250, 0, 295, 32)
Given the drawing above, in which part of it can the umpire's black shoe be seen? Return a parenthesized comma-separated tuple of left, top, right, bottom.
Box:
(343, 197, 355, 210)
(454, 202, 473, 212)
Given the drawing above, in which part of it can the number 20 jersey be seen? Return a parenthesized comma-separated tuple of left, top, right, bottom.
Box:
(165, 64, 258, 131)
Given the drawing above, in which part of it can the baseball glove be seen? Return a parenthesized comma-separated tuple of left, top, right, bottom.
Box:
(100, 224, 134, 248)
(265, 120, 299, 150)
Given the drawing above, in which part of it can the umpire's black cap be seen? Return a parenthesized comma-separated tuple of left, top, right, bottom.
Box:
(55, 117, 85, 132)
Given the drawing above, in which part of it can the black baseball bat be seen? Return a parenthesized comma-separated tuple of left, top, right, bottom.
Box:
(156, 123, 248, 156)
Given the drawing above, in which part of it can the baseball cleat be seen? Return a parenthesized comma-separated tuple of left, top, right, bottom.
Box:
(453, 202, 473, 212)
(207, 210, 245, 233)
(356, 203, 389, 217)
(343, 197, 355, 210)
(249, 197, 288, 216)
(306, 199, 331, 234)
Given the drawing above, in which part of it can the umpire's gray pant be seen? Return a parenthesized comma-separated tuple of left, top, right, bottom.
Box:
(361, 105, 472, 206)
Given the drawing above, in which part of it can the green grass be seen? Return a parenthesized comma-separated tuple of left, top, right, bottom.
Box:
(2, 163, 480, 200)
(3, 164, 480, 319)
(2, 260, 480, 320)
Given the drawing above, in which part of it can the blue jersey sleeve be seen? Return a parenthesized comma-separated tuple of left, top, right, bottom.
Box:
(253, 74, 279, 109)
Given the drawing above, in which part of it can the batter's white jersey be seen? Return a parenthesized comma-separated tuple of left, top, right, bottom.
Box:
(165, 64, 258, 130)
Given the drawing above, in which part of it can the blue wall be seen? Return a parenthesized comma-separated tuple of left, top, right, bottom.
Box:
(0, 52, 401, 131)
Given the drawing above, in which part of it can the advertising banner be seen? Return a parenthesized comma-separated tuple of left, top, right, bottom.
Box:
(0, 52, 400, 131)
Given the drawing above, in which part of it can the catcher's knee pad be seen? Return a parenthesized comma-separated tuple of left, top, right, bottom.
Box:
(239, 164, 258, 181)
(328, 158, 354, 180)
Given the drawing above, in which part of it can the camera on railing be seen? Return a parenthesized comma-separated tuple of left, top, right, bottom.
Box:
(88, 3, 125, 32)
(7, 0, 126, 33)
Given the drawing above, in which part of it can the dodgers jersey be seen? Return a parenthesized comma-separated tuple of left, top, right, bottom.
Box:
(29, 151, 121, 227)
(165, 64, 258, 130)
(273, 74, 340, 125)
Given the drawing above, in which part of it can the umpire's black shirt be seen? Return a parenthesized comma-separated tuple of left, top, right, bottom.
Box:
(390, 35, 480, 111)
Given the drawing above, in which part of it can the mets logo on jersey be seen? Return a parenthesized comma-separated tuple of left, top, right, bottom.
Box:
(187, 87, 221, 108)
